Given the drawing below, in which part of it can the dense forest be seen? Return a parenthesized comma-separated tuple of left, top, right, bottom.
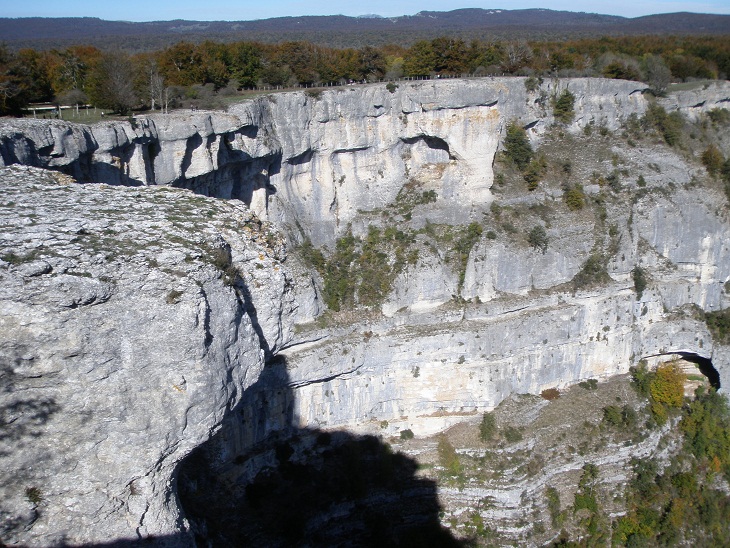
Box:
(1, 35, 729, 116)
(2, 10, 729, 52)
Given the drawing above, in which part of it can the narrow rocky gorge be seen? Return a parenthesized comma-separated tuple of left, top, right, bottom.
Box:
(1, 77, 730, 545)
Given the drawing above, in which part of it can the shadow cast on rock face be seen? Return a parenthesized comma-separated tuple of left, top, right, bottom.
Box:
(176, 355, 468, 547)
(0, 361, 61, 540)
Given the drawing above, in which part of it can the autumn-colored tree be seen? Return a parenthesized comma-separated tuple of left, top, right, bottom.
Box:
(87, 51, 138, 114)
(430, 37, 468, 74)
(403, 40, 436, 77)
(158, 42, 205, 86)
(650, 361, 684, 408)
(702, 145, 725, 176)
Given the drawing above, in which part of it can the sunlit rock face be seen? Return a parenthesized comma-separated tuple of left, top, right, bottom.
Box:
(1, 78, 729, 545)
(0, 166, 298, 545)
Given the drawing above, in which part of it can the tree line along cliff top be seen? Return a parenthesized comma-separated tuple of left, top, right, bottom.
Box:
(1, 33, 729, 116)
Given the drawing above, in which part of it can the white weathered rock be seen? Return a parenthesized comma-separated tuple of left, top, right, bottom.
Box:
(0, 166, 295, 545)
(1, 78, 729, 545)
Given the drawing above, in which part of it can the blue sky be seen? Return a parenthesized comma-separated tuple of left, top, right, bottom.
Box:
(3, 0, 728, 21)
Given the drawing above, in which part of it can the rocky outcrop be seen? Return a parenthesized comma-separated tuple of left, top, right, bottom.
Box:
(1, 78, 730, 545)
(0, 166, 297, 545)
(2, 79, 728, 250)
(0, 79, 658, 245)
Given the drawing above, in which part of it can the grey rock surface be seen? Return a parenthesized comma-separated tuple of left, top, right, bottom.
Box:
(1, 78, 729, 545)
(0, 166, 295, 545)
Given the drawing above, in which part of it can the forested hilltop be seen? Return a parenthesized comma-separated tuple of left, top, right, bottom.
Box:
(1, 34, 729, 116)
(1, 9, 729, 51)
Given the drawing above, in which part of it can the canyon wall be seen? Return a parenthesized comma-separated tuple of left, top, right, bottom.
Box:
(0, 166, 298, 545)
(1, 78, 730, 544)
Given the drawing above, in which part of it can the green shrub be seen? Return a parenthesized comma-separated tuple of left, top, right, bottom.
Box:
(602, 404, 638, 429)
(400, 429, 414, 440)
(602, 405, 623, 427)
(630, 360, 653, 398)
(579, 379, 599, 390)
(503, 121, 533, 170)
(563, 185, 585, 210)
(453, 222, 483, 289)
(210, 246, 237, 286)
(503, 426, 523, 443)
(322, 229, 358, 311)
(553, 89, 575, 124)
(437, 436, 462, 475)
(166, 289, 184, 304)
(25, 487, 42, 505)
(702, 145, 725, 176)
(528, 225, 549, 254)
(524, 75, 542, 92)
(643, 103, 683, 146)
(386, 82, 398, 93)
(573, 254, 610, 290)
(546, 486, 562, 526)
(523, 155, 547, 190)
(479, 412, 496, 441)
(704, 308, 730, 343)
(574, 464, 599, 514)
(299, 238, 326, 274)
(632, 266, 648, 299)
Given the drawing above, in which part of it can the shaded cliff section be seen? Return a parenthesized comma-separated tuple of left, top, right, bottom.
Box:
(176, 356, 465, 547)
(0, 110, 282, 208)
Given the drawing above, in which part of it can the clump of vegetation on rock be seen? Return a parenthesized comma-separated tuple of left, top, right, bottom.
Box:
(572, 254, 611, 290)
(303, 225, 417, 312)
(704, 308, 730, 344)
(479, 412, 496, 441)
(632, 266, 648, 299)
(643, 102, 683, 146)
(527, 225, 549, 254)
(552, 89, 575, 124)
(503, 121, 533, 170)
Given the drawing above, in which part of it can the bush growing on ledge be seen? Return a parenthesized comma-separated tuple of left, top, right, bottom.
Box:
(479, 412, 496, 441)
(632, 266, 648, 299)
(316, 224, 418, 311)
(572, 254, 611, 290)
(528, 225, 549, 254)
(437, 436, 462, 476)
(704, 308, 730, 344)
(563, 184, 585, 210)
(452, 222, 483, 290)
(552, 89, 575, 124)
(503, 121, 533, 170)
(702, 145, 724, 176)
(643, 103, 683, 146)
(523, 155, 547, 190)
(579, 379, 598, 390)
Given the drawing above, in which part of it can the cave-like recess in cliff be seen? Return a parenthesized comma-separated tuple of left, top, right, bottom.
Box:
(678, 352, 721, 390)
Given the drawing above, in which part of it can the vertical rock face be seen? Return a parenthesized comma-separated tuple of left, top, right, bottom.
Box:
(1, 78, 730, 544)
(0, 166, 297, 545)
(0, 78, 660, 248)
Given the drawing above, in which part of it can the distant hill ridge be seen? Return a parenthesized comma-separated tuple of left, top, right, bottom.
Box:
(1, 8, 728, 50)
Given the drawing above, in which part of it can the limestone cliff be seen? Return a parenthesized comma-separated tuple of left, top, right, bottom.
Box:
(0, 166, 296, 545)
(1, 78, 730, 545)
